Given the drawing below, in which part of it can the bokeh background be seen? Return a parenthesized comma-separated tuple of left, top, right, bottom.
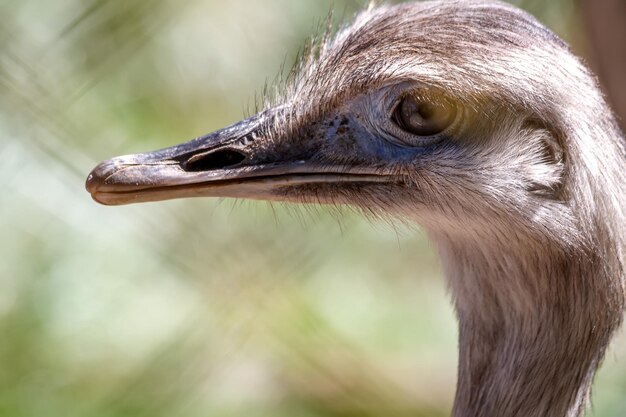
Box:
(1, 0, 624, 416)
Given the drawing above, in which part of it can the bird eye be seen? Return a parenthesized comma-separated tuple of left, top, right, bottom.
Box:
(392, 95, 457, 137)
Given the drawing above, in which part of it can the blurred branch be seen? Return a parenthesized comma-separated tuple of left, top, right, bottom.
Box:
(580, 0, 626, 132)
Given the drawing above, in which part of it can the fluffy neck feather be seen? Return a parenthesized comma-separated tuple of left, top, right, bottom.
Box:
(432, 227, 622, 417)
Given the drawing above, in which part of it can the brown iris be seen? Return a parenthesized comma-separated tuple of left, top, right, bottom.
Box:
(394, 95, 456, 137)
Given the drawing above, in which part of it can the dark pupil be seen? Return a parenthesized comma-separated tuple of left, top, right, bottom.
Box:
(398, 97, 452, 136)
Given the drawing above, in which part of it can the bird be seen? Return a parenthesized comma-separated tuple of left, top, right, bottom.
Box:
(85, 1, 625, 416)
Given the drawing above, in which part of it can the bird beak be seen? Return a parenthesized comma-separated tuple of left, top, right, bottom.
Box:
(86, 108, 388, 206)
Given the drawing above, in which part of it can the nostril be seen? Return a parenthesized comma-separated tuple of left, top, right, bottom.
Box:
(183, 149, 247, 172)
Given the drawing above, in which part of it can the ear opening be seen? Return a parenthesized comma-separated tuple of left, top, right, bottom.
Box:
(524, 117, 568, 199)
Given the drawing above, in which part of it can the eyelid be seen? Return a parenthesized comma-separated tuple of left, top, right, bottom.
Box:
(387, 95, 405, 119)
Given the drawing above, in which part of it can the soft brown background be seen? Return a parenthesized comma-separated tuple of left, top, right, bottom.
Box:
(0, 1, 624, 416)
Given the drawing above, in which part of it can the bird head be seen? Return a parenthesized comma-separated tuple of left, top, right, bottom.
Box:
(87, 0, 618, 245)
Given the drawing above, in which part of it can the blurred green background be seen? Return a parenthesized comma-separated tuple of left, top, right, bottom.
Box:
(0, 0, 624, 416)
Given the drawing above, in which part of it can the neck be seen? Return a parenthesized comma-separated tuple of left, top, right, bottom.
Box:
(434, 237, 622, 417)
